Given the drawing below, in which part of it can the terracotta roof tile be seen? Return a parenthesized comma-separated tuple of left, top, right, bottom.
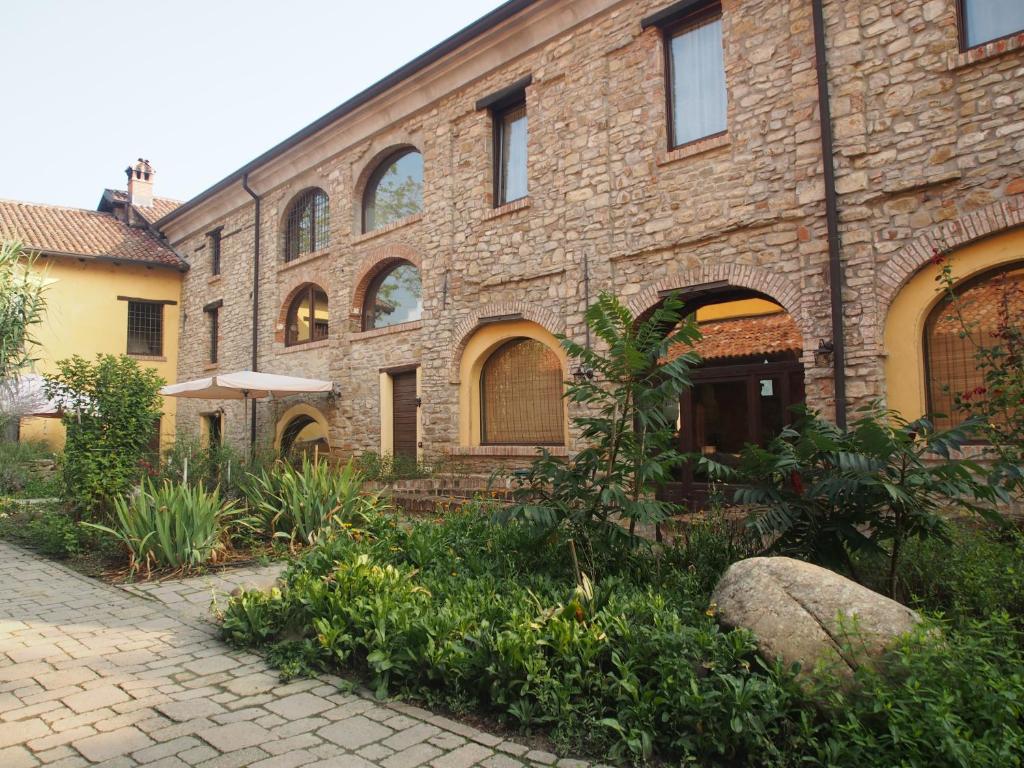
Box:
(931, 268, 1024, 335)
(0, 198, 185, 269)
(670, 311, 803, 362)
(103, 189, 183, 225)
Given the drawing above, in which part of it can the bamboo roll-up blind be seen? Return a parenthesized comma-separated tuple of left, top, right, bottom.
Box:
(481, 338, 564, 445)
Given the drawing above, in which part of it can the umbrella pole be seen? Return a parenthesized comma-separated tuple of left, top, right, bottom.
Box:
(243, 392, 250, 460)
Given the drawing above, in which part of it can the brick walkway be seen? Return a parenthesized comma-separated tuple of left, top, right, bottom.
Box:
(0, 542, 587, 768)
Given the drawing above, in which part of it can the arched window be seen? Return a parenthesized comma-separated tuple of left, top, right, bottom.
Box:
(362, 149, 423, 232)
(362, 262, 422, 330)
(285, 284, 329, 346)
(284, 188, 329, 262)
(480, 338, 564, 445)
(925, 262, 1024, 429)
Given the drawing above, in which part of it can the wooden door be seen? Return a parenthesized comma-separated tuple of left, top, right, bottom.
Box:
(392, 371, 418, 460)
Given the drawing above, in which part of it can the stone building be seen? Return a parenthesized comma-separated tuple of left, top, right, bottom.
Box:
(155, 0, 1024, 492)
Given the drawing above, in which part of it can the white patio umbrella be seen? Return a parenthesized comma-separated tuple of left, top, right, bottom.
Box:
(160, 370, 335, 453)
(0, 373, 74, 418)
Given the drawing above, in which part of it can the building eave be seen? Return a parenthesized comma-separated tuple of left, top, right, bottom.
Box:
(154, 0, 539, 231)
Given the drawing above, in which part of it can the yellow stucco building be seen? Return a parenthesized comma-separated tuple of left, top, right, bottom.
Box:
(0, 160, 185, 449)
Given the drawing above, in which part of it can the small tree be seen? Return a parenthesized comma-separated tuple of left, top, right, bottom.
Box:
(0, 240, 48, 436)
(498, 292, 701, 573)
(45, 354, 164, 518)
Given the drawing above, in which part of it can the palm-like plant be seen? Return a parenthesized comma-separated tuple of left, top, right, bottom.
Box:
(87, 480, 239, 575)
(499, 291, 701, 569)
(719, 406, 1007, 596)
(244, 458, 383, 548)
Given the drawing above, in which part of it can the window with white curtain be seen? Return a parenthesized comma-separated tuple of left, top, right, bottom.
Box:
(667, 11, 727, 147)
(961, 0, 1024, 48)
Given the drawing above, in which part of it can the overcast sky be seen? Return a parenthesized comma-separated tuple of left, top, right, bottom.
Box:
(1, 0, 502, 209)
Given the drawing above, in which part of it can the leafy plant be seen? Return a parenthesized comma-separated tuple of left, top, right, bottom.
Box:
(721, 405, 1006, 596)
(499, 291, 700, 571)
(355, 451, 431, 482)
(86, 479, 238, 574)
(244, 457, 384, 547)
(934, 252, 1024, 498)
(44, 354, 164, 518)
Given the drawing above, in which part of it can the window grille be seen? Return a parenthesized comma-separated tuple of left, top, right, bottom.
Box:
(481, 338, 564, 445)
(209, 229, 222, 275)
(127, 301, 163, 356)
(286, 284, 329, 346)
(206, 306, 219, 363)
(284, 189, 330, 262)
(925, 263, 1024, 430)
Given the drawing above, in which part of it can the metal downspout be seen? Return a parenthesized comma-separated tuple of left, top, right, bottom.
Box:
(811, 0, 847, 428)
(242, 174, 261, 453)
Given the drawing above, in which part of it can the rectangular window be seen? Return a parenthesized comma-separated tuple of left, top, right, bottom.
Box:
(127, 300, 163, 356)
(206, 306, 219, 364)
(495, 101, 528, 206)
(960, 0, 1024, 48)
(208, 229, 222, 276)
(667, 10, 727, 148)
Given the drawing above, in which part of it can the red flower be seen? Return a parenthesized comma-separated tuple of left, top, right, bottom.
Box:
(790, 471, 804, 496)
(929, 247, 945, 265)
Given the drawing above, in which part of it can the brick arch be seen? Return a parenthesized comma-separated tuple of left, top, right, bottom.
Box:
(626, 263, 815, 360)
(877, 198, 1024, 317)
(275, 281, 329, 344)
(350, 244, 423, 325)
(449, 301, 566, 383)
(353, 143, 422, 231)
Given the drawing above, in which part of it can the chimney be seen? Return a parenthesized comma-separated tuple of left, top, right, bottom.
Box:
(125, 158, 155, 208)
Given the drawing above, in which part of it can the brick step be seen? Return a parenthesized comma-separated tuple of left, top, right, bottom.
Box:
(388, 493, 513, 516)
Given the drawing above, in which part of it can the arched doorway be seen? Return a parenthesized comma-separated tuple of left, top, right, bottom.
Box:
(275, 405, 330, 457)
(657, 290, 805, 505)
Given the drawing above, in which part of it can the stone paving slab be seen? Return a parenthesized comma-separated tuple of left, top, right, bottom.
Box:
(0, 542, 591, 767)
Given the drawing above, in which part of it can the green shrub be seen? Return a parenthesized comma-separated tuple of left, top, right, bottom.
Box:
(244, 458, 385, 546)
(87, 480, 238, 574)
(45, 354, 164, 517)
(0, 440, 57, 497)
(811, 614, 1024, 767)
(0, 503, 83, 558)
(860, 524, 1024, 626)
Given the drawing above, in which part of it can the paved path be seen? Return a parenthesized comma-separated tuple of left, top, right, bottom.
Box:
(117, 563, 289, 622)
(0, 542, 584, 768)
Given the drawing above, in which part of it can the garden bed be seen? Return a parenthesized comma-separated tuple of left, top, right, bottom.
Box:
(221, 506, 1024, 767)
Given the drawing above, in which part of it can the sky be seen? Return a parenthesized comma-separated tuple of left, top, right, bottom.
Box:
(0, 0, 503, 210)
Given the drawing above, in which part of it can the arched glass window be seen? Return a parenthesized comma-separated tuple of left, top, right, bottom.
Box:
(363, 149, 423, 232)
(362, 262, 422, 330)
(285, 284, 329, 346)
(480, 338, 564, 445)
(925, 262, 1024, 430)
(284, 188, 329, 262)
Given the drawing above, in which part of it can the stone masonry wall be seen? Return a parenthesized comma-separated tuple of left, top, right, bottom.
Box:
(171, 0, 1024, 467)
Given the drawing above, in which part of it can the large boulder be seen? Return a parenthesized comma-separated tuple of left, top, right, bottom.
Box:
(710, 556, 923, 676)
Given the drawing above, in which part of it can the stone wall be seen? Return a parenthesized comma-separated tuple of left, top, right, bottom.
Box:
(169, 0, 1024, 466)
